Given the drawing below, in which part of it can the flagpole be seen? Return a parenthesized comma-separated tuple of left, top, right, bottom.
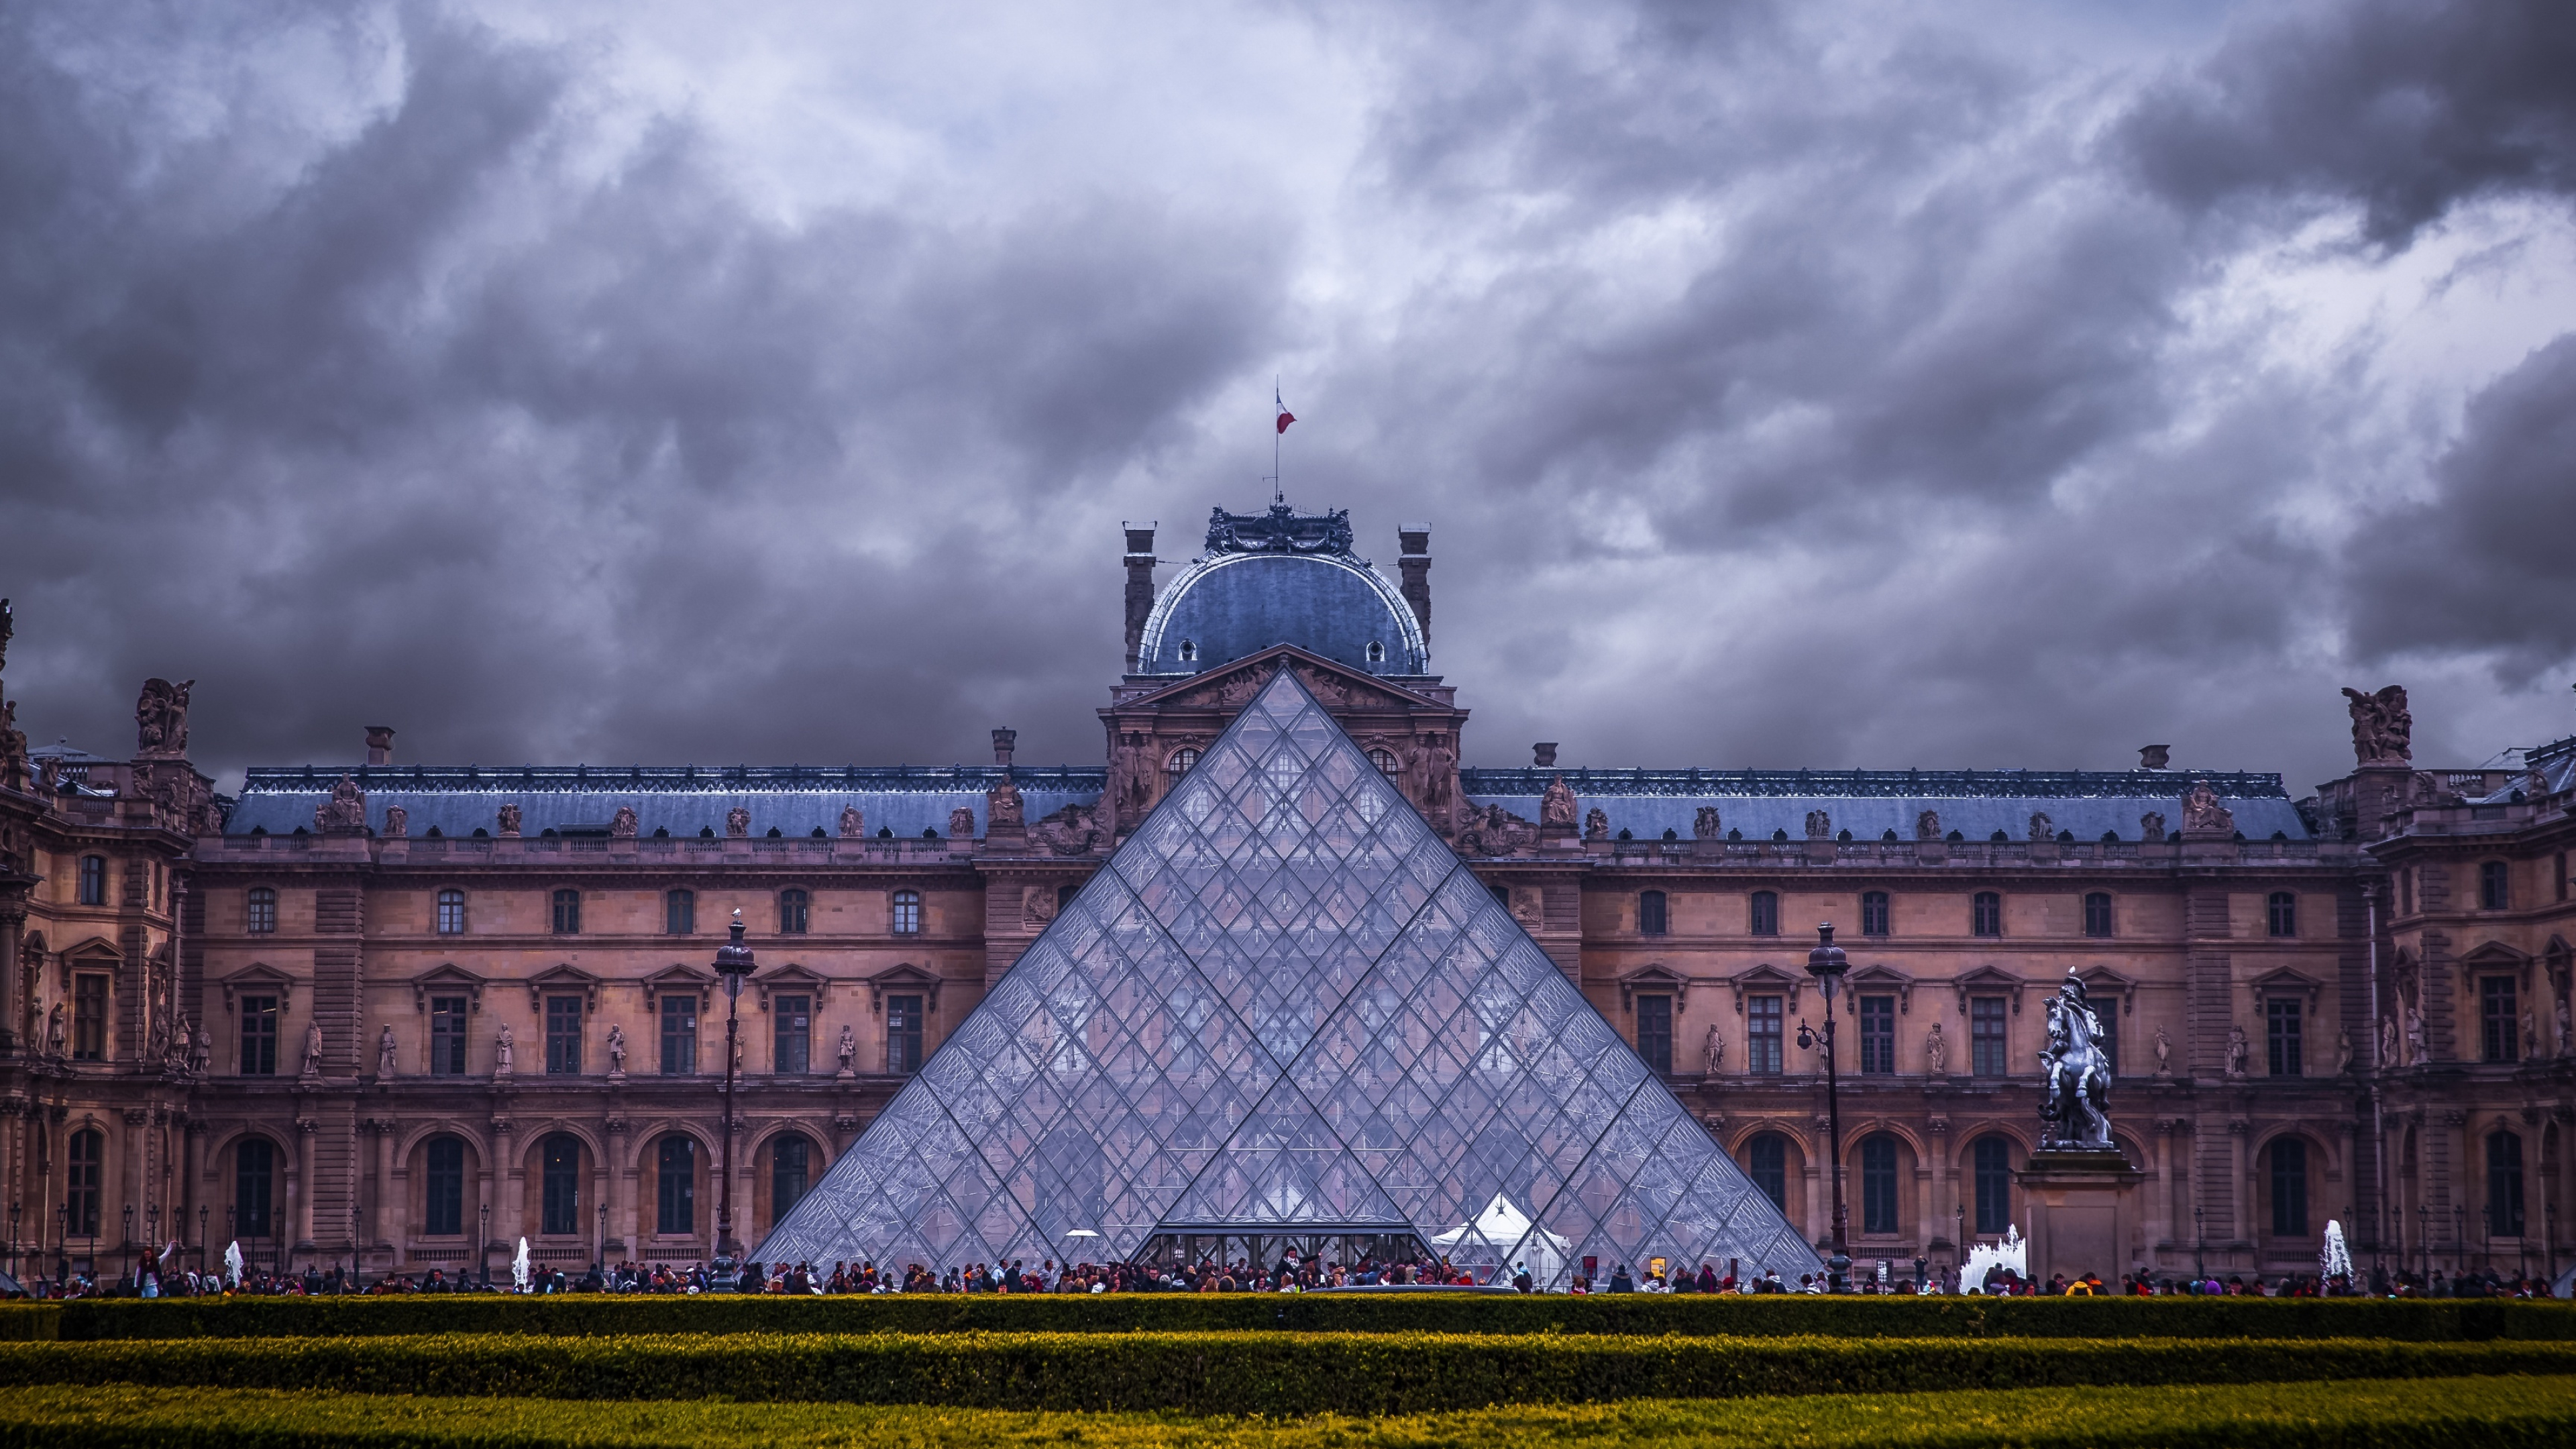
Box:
(1273, 378, 1283, 505)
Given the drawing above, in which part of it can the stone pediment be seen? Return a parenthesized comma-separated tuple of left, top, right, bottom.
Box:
(1617, 963, 1690, 1012)
(866, 962, 945, 1013)
(1728, 962, 1807, 1016)
(1951, 965, 2027, 1015)
(2072, 963, 2139, 1010)
(525, 963, 603, 1013)
(2247, 965, 2324, 1009)
(409, 962, 485, 1014)
(641, 963, 712, 1013)
(755, 961, 832, 1010)
(1846, 963, 1915, 1014)
(219, 961, 297, 1009)
(1126, 644, 1432, 716)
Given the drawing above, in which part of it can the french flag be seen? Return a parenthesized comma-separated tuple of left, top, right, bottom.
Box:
(1275, 388, 1295, 435)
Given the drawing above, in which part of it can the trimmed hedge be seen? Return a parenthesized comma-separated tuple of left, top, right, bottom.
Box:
(2, 1375, 2576, 1447)
(11, 1293, 2576, 1343)
(0, 1331, 2572, 1412)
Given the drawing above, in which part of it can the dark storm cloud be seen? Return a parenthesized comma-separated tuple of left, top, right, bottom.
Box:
(2120, 0, 2576, 246)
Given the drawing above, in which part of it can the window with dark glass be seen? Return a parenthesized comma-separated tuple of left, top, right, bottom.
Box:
(2482, 976, 2519, 1062)
(239, 995, 278, 1075)
(2084, 892, 2113, 938)
(234, 1136, 274, 1238)
(1860, 891, 1890, 938)
(2489, 1130, 2526, 1236)
(1859, 996, 1896, 1075)
(72, 973, 108, 1061)
(1971, 997, 2007, 1076)
(424, 1135, 465, 1236)
(1748, 994, 1783, 1074)
(77, 855, 106, 906)
(1861, 1134, 1898, 1235)
(541, 1134, 580, 1235)
(430, 996, 469, 1076)
(545, 996, 582, 1075)
(1973, 1136, 2012, 1234)
(1972, 892, 2002, 937)
(779, 888, 810, 935)
(2481, 861, 2510, 911)
(2267, 999, 2303, 1076)
(1635, 995, 1672, 1074)
(1366, 748, 1400, 777)
(2093, 996, 2118, 1077)
(2267, 892, 2297, 937)
(771, 1134, 812, 1228)
(657, 1135, 695, 1235)
(887, 994, 924, 1073)
(665, 889, 695, 935)
(1165, 748, 1199, 777)
(1638, 890, 1667, 936)
(774, 994, 810, 1074)
(891, 890, 921, 936)
(660, 994, 697, 1075)
(247, 887, 278, 934)
(1748, 1133, 1787, 1212)
(1749, 891, 1778, 936)
(66, 1128, 103, 1237)
(436, 888, 466, 934)
(2269, 1137, 2308, 1236)
(550, 888, 581, 934)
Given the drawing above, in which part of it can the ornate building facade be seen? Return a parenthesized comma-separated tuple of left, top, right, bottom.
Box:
(1, 506, 2571, 1285)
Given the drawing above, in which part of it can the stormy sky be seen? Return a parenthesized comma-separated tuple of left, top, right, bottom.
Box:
(3, 0, 2572, 796)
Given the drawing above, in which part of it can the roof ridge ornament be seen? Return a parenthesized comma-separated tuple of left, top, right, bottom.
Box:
(1203, 500, 1355, 557)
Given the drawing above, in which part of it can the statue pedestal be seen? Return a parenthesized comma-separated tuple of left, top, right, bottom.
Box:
(2016, 1148, 2143, 1286)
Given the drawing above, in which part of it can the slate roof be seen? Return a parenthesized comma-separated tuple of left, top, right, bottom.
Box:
(1134, 504, 1428, 677)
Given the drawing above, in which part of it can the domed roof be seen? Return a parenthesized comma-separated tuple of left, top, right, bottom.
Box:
(1136, 503, 1428, 677)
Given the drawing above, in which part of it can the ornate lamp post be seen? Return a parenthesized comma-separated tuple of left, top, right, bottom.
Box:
(1794, 923, 1851, 1294)
(712, 909, 757, 1285)
(197, 1204, 208, 1275)
(7, 1200, 19, 1281)
(479, 1203, 491, 1289)
(2193, 1205, 2204, 1280)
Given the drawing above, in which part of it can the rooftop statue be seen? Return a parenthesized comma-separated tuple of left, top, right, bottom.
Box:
(136, 677, 194, 757)
(1203, 501, 1356, 556)
(2341, 684, 2412, 766)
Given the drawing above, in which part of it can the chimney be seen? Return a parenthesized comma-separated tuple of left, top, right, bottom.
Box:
(1122, 524, 1157, 674)
(2138, 745, 2170, 771)
(1533, 743, 1558, 767)
(364, 726, 396, 767)
(992, 729, 1018, 769)
(1397, 525, 1432, 649)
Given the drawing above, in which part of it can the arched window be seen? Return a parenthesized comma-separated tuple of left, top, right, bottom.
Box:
(1860, 1134, 1900, 1236)
(541, 1134, 582, 1236)
(1177, 639, 1196, 663)
(2267, 892, 2298, 938)
(778, 888, 810, 935)
(2268, 1137, 2308, 1237)
(1749, 891, 1779, 936)
(78, 855, 107, 906)
(423, 1135, 466, 1236)
(891, 890, 922, 936)
(2481, 861, 2510, 912)
(66, 1128, 103, 1237)
(1365, 640, 1386, 663)
(550, 888, 581, 935)
(1166, 748, 1200, 778)
(657, 1135, 696, 1236)
(771, 1134, 813, 1229)
(1972, 1136, 2013, 1235)
(665, 889, 695, 936)
(235, 1136, 276, 1239)
(1972, 892, 2002, 937)
(2489, 1131, 2526, 1236)
(1860, 891, 1890, 938)
(2084, 892, 2113, 938)
(1747, 1133, 1788, 1212)
(1638, 890, 1668, 936)
(246, 887, 278, 934)
(1366, 747, 1400, 777)
(435, 888, 466, 935)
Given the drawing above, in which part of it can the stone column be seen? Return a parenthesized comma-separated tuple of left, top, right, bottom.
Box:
(293, 1116, 318, 1254)
(1925, 1118, 1951, 1258)
(119, 1108, 148, 1249)
(2229, 1118, 2253, 1264)
(492, 1116, 523, 1254)
(385, 1130, 412, 1269)
(602, 1118, 629, 1258)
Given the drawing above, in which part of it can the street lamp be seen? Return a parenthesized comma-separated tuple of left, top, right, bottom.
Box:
(2454, 1203, 2466, 1279)
(2193, 1205, 2205, 1280)
(1794, 923, 1851, 1294)
(596, 1201, 608, 1280)
(712, 908, 758, 1287)
(56, 1204, 68, 1289)
(7, 1201, 19, 1281)
(197, 1204, 209, 1275)
(480, 1203, 491, 1290)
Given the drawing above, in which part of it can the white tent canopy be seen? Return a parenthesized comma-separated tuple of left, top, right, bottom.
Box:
(1430, 1193, 1570, 1283)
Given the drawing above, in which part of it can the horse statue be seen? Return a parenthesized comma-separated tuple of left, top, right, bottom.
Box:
(2038, 972, 2113, 1149)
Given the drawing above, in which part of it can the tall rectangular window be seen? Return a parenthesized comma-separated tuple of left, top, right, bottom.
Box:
(435, 889, 466, 934)
(891, 890, 922, 935)
(773, 994, 811, 1075)
(2483, 976, 2519, 1063)
(1860, 891, 1890, 938)
(239, 995, 278, 1076)
(779, 889, 810, 935)
(1637, 890, 1667, 936)
(541, 1135, 581, 1236)
(233, 1138, 274, 1238)
(2480, 861, 2510, 912)
(1748, 891, 1778, 936)
(247, 887, 278, 934)
(2269, 1138, 2308, 1237)
(660, 994, 697, 1075)
(1860, 1135, 1898, 1236)
(1748, 1135, 1787, 1212)
(2489, 1132, 2526, 1236)
(886, 995, 924, 1074)
(2267, 892, 2298, 937)
(1973, 1136, 2012, 1235)
(545, 996, 582, 1075)
(77, 855, 106, 906)
(1972, 892, 2002, 937)
(2266, 999, 2303, 1076)
(551, 889, 582, 935)
(2092, 996, 2118, 1077)
(657, 1136, 695, 1236)
(423, 1136, 464, 1236)
(1971, 997, 2007, 1076)
(665, 890, 695, 935)
(72, 973, 108, 1061)
(1858, 996, 1896, 1074)
(2083, 892, 2113, 938)
(66, 1128, 103, 1237)
(1748, 995, 1783, 1075)
(429, 996, 469, 1076)
(771, 1136, 812, 1230)
(1635, 995, 1672, 1074)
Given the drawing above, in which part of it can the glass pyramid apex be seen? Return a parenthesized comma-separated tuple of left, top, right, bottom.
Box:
(756, 663, 1823, 1287)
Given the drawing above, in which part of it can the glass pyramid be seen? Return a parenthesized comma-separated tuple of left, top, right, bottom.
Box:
(755, 665, 1823, 1287)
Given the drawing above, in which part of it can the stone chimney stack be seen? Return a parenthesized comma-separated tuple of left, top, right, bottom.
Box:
(992, 729, 1017, 769)
(365, 726, 396, 767)
(1398, 525, 1432, 648)
(1122, 524, 1157, 674)
(1533, 743, 1558, 767)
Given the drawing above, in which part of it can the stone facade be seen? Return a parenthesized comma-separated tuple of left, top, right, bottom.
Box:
(3, 526, 2572, 1287)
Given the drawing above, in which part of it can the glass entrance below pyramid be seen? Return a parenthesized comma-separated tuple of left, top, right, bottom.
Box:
(1136, 1229, 1431, 1273)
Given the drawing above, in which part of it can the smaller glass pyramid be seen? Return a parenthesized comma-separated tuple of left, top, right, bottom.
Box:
(757, 665, 1823, 1287)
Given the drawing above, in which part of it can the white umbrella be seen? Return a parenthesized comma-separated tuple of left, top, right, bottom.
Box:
(223, 1240, 244, 1288)
(513, 1237, 531, 1291)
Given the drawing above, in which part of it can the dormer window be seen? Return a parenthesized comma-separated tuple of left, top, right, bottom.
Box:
(1366, 640, 1385, 663)
(1177, 639, 1196, 663)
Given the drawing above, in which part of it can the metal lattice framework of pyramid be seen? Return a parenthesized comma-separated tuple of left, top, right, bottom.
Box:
(755, 665, 1823, 1287)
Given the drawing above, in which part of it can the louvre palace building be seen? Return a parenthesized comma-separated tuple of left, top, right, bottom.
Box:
(3, 501, 2575, 1287)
